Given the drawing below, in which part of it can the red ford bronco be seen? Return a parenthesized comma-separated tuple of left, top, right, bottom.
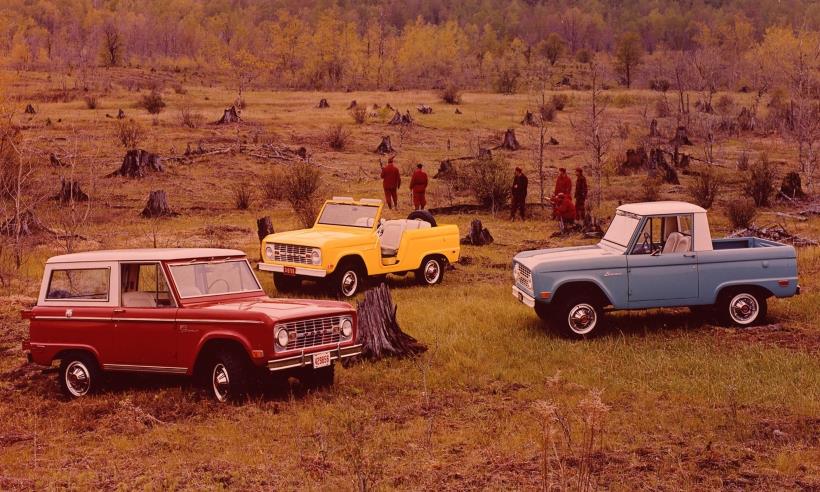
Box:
(22, 248, 361, 402)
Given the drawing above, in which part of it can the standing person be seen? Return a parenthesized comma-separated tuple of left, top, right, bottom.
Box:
(574, 167, 588, 220)
(510, 167, 528, 221)
(553, 167, 572, 197)
(380, 156, 401, 210)
(409, 163, 428, 210)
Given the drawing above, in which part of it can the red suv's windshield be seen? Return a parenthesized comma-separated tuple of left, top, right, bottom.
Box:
(168, 259, 262, 298)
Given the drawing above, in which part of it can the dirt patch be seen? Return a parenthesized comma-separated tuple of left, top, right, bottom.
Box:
(712, 324, 820, 354)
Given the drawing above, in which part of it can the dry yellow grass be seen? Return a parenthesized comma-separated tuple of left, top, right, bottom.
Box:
(0, 68, 818, 490)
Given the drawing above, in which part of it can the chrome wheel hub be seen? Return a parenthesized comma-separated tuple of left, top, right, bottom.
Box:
(65, 361, 90, 397)
(212, 363, 230, 402)
(567, 303, 597, 335)
(424, 260, 440, 283)
(729, 293, 758, 324)
(341, 271, 358, 296)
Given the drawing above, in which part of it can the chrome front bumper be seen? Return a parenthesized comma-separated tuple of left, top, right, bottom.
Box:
(267, 344, 362, 371)
(512, 285, 535, 308)
(257, 263, 327, 278)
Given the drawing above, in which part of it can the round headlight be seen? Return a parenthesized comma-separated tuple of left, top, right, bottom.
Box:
(265, 245, 274, 259)
(513, 266, 520, 282)
(341, 318, 353, 338)
(276, 328, 289, 347)
(311, 249, 321, 265)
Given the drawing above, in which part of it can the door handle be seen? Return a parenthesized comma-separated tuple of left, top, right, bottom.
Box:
(683, 253, 696, 258)
(113, 308, 125, 313)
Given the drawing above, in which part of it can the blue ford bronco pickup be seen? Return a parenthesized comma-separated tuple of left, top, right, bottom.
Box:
(512, 201, 800, 338)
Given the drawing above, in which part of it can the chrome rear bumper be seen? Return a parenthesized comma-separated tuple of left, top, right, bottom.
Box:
(267, 344, 362, 371)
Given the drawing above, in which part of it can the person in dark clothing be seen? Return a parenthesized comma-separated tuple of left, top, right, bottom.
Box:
(381, 156, 401, 209)
(574, 167, 588, 220)
(510, 167, 528, 220)
(409, 163, 428, 210)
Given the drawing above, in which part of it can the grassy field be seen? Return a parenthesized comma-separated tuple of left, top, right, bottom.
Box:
(0, 68, 818, 490)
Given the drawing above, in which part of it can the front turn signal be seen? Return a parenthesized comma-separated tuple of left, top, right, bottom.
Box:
(540, 292, 551, 299)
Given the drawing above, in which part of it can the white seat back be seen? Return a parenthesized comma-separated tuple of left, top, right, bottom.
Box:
(122, 291, 157, 308)
(663, 232, 683, 254)
(674, 235, 691, 253)
(380, 221, 406, 252)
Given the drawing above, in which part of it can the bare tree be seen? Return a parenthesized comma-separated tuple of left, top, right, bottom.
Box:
(52, 128, 97, 254)
(528, 91, 551, 206)
(100, 22, 124, 67)
(782, 35, 820, 191)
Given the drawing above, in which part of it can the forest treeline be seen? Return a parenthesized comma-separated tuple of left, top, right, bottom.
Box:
(1, 0, 819, 91)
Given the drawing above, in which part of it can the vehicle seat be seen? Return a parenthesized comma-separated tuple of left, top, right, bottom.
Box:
(379, 219, 431, 257)
(674, 234, 691, 253)
(662, 232, 682, 254)
(121, 291, 157, 308)
(354, 217, 375, 227)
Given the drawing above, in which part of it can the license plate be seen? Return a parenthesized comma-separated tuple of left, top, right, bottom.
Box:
(283, 266, 296, 276)
(312, 351, 331, 368)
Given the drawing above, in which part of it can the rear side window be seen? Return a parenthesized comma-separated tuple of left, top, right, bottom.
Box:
(46, 268, 110, 301)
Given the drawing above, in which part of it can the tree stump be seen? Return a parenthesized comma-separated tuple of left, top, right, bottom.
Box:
(256, 216, 274, 241)
(347, 100, 357, 110)
(548, 137, 559, 145)
(111, 149, 164, 178)
(356, 283, 427, 360)
(461, 219, 494, 245)
(117, 109, 126, 119)
(49, 153, 66, 167)
(54, 178, 89, 203)
(24, 104, 36, 114)
(216, 106, 241, 124)
(417, 104, 433, 114)
(0, 211, 52, 236)
(478, 148, 492, 160)
(669, 126, 692, 147)
(375, 136, 394, 154)
(434, 160, 457, 179)
(520, 110, 537, 126)
(499, 128, 520, 151)
(388, 111, 412, 125)
(619, 147, 649, 175)
(318, 98, 330, 109)
(141, 190, 177, 218)
(780, 172, 805, 200)
(649, 148, 679, 184)
(455, 108, 462, 114)
(649, 119, 660, 137)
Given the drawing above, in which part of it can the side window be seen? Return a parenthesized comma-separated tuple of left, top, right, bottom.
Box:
(630, 217, 662, 254)
(46, 268, 110, 300)
(121, 263, 174, 307)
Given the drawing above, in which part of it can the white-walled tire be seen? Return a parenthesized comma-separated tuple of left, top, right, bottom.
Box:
(717, 289, 767, 327)
(59, 353, 101, 398)
(552, 297, 604, 339)
(206, 350, 250, 403)
(416, 256, 444, 285)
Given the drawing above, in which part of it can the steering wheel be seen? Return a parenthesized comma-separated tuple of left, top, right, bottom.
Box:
(207, 278, 230, 294)
(641, 232, 651, 254)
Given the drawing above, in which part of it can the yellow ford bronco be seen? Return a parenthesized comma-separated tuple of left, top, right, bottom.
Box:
(259, 197, 460, 297)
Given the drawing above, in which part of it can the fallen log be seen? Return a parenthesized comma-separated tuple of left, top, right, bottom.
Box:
(356, 283, 427, 360)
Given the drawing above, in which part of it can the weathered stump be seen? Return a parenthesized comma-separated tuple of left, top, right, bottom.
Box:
(478, 148, 492, 160)
(461, 219, 494, 245)
(521, 110, 537, 126)
(669, 126, 692, 147)
(650, 148, 679, 184)
(548, 137, 559, 145)
(0, 211, 52, 236)
(117, 109, 126, 119)
(256, 216, 274, 241)
(499, 128, 520, 151)
(216, 106, 241, 124)
(111, 149, 164, 178)
(49, 153, 66, 167)
(417, 104, 433, 114)
(455, 108, 462, 114)
(141, 190, 177, 218)
(434, 160, 456, 179)
(780, 172, 805, 200)
(318, 98, 330, 109)
(24, 104, 36, 115)
(388, 111, 412, 125)
(347, 100, 357, 110)
(619, 147, 649, 174)
(356, 283, 427, 360)
(54, 178, 89, 203)
(375, 136, 394, 154)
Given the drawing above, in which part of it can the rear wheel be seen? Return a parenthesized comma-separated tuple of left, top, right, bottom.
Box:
(717, 288, 767, 327)
(273, 273, 301, 293)
(59, 353, 101, 398)
(205, 349, 251, 403)
(416, 256, 444, 285)
(552, 296, 605, 339)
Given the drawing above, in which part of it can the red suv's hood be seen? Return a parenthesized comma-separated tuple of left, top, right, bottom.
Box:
(196, 296, 353, 322)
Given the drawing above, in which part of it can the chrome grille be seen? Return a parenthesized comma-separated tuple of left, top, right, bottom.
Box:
(516, 263, 533, 291)
(279, 316, 344, 351)
(272, 243, 311, 264)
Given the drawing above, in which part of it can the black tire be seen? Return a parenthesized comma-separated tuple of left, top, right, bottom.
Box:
(551, 296, 605, 339)
(205, 349, 251, 403)
(716, 288, 768, 327)
(407, 210, 437, 227)
(332, 260, 365, 298)
(534, 302, 551, 322)
(301, 364, 335, 389)
(273, 272, 301, 293)
(416, 256, 445, 285)
(59, 352, 102, 398)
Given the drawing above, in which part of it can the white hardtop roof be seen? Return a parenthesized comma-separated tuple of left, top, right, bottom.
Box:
(46, 248, 247, 264)
(617, 201, 706, 216)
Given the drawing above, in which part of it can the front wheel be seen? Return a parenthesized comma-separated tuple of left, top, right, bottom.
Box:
(717, 289, 767, 327)
(59, 353, 102, 398)
(205, 350, 251, 403)
(416, 256, 445, 285)
(552, 297, 605, 339)
(332, 262, 364, 298)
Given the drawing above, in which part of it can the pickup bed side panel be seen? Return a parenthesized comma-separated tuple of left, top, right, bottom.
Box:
(697, 247, 798, 304)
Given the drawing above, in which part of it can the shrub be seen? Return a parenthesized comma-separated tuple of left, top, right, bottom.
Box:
(178, 106, 205, 129)
(83, 95, 99, 109)
(687, 169, 722, 208)
(539, 101, 556, 122)
(726, 198, 757, 229)
(715, 94, 734, 114)
(139, 90, 166, 114)
(115, 118, 146, 149)
(440, 84, 461, 104)
(459, 156, 513, 211)
(551, 94, 568, 111)
(269, 163, 323, 227)
(493, 68, 519, 94)
(744, 154, 777, 206)
(641, 175, 663, 201)
(349, 106, 368, 124)
(575, 49, 592, 64)
(649, 78, 670, 92)
(612, 93, 635, 108)
(326, 125, 350, 150)
(736, 150, 750, 171)
(232, 182, 254, 210)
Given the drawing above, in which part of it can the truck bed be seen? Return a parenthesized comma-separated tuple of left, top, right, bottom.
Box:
(712, 237, 787, 250)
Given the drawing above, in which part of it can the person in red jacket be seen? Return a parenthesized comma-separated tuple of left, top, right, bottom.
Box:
(409, 163, 428, 210)
(553, 167, 572, 197)
(555, 193, 576, 224)
(380, 156, 401, 209)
